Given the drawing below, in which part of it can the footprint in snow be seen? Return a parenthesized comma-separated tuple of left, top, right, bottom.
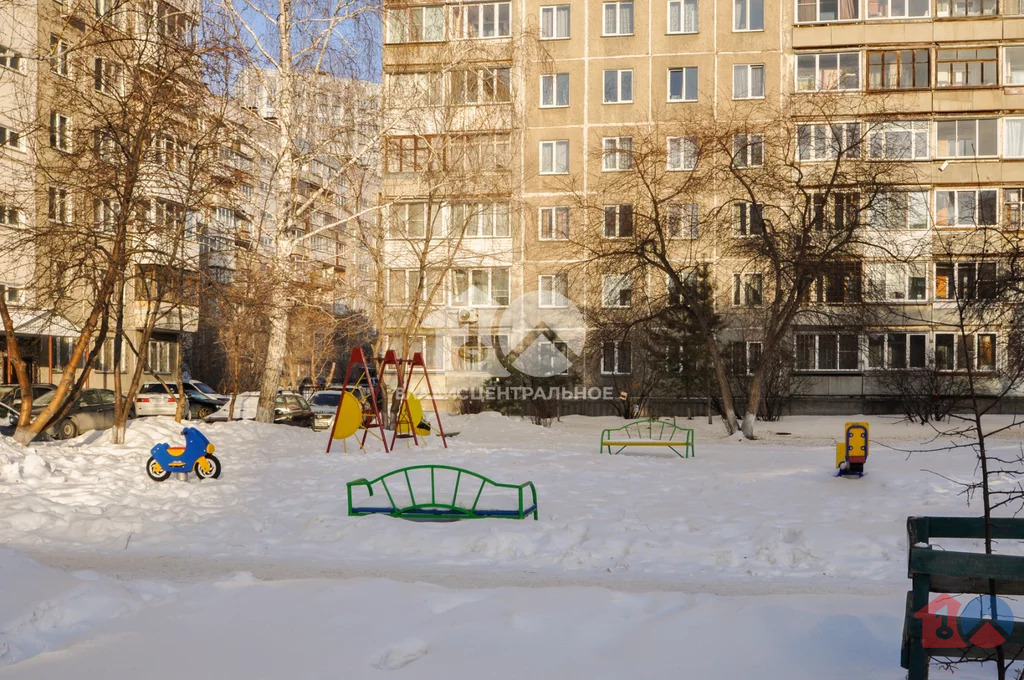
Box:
(370, 639, 429, 670)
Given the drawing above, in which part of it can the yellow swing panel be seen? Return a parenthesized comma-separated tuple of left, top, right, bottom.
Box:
(396, 393, 429, 436)
(332, 392, 363, 440)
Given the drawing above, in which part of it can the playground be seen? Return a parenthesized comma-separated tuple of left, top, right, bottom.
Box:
(0, 409, 1021, 678)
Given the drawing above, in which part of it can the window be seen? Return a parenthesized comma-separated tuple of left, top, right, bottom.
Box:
(935, 189, 998, 227)
(805, 262, 862, 302)
(93, 197, 119, 232)
(667, 136, 698, 170)
(540, 206, 570, 240)
(866, 333, 927, 369)
(601, 341, 631, 374)
(390, 72, 444, 107)
(95, 340, 127, 374)
(451, 268, 511, 306)
(732, 133, 763, 168)
(449, 134, 511, 172)
(49, 35, 70, 77)
(0, 285, 24, 306)
(48, 186, 71, 224)
(935, 333, 997, 371)
(540, 4, 570, 38)
(384, 6, 444, 43)
(604, 205, 633, 237)
(385, 136, 443, 173)
(603, 136, 633, 171)
(452, 202, 510, 237)
(668, 67, 698, 101)
(796, 52, 860, 92)
(734, 202, 764, 235)
(452, 335, 503, 372)
(936, 48, 997, 88)
(729, 341, 762, 375)
(0, 205, 20, 226)
(539, 274, 569, 307)
(53, 337, 76, 371)
(796, 334, 859, 371)
(668, 0, 698, 33)
(936, 0, 996, 16)
(0, 125, 23, 151)
(935, 261, 997, 300)
(867, 121, 928, 160)
(734, 0, 763, 30)
(603, 1, 634, 35)
(868, 191, 929, 230)
(1004, 188, 1024, 228)
(603, 69, 633, 103)
(0, 45, 23, 72)
(667, 203, 699, 238)
(456, 2, 512, 38)
(147, 340, 178, 374)
(797, 0, 858, 23)
(1005, 119, 1024, 158)
(388, 269, 425, 304)
(540, 140, 570, 174)
(866, 262, 928, 301)
(867, 0, 929, 17)
(450, 66, 511, 104)
(733, 64, 765, 99)
(804, 192, 860, 232)
(1006, 47, 1024, 86)
(936, 119, 997, 158)
(540, 73, 570, 107)
(867, 50, 930, 90)
(388, 202, 438, 238)
(797, 122, 862, 161)
(732, 273, 763, 306)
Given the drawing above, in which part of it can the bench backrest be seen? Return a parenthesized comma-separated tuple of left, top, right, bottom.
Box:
(602, 419, 692, 442)
(907, 516, 1024, 596)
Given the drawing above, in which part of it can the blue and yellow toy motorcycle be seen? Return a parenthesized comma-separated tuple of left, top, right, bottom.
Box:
(146, 427, 221, 482)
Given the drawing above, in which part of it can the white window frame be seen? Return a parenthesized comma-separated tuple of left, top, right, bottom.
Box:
(1006, 47, 1024, 86)
(539, 206, 570, 240)
(935, 189, 999, 228)
(935, 118, 998, 159)
(796, 52, 861, 92)
(453, 202, 510, 237)
(867, 0, 930, 18)
(539, 140, 570, 174)
(388, 202, 436, 239)
(667, 136, 698, 171)
(936, 0, 997, 17)
(732, 272, 763, 306)
(667, 66, 698, 102)
(384, 6, 445, 44)
(48, 186, 72, 224)
(867, 191, 930, 230)
(866, 333, 928, 370)
(734, 0, 764, 31)
(866, 262, 928, 301)
(451, 267, 511, 306)
(732, 133, 764, 168)
(602, 1, 634, 36)
(540, 73, 570, 107)
(866, 121, 929, 160)
(0, 45, 23, 72)
(733, 64, 765, 99)
(667, 0, 698, 33)
(93, 197, 120, 232)
(1004, 118, 1024, 158)
(795, 334, 861, 371)
(934, 261, 998, 301)
(50, 112, 72, 151)
(0, 205, 21, 226)
(0, 125, 24, 152)
(667, 202, 699, 238)
(602, 274, 633, 308)
(539, 4, 570, 39)
(796, 0, 859, 24)
(94, 57, 124, 96)
(601, 340, 632, 374)
(798, 122, 862, 161)
(538, 273, 569, 308)
(604, 204, 633, 238)
(603, 69, 633, 104)
(734, 202, 764, 236)
(50, 35, 71, 78)
(603, 136, 633, 171)
(456, 2, 512, 39)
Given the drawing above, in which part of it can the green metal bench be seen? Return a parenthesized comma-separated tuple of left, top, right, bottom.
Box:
(901, 516, 1024, 680)
(347, 464, 538, 520)
(599, 419, 694, 458)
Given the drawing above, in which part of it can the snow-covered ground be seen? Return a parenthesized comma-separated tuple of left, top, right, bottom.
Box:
(0, 412, 1020, 678)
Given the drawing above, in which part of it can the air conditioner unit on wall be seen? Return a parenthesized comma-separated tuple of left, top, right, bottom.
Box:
(458, 309, 477, 324)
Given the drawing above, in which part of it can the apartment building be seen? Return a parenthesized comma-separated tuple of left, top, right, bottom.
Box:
(381, 0, 1024, 410)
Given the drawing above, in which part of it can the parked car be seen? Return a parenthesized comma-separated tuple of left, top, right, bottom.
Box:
(0, 384, 56, 410)
(308, 390, 342, 431)
(204, 391, 315, 428)
(135, 381, 228, 420)
(6, 388, 119, 440)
